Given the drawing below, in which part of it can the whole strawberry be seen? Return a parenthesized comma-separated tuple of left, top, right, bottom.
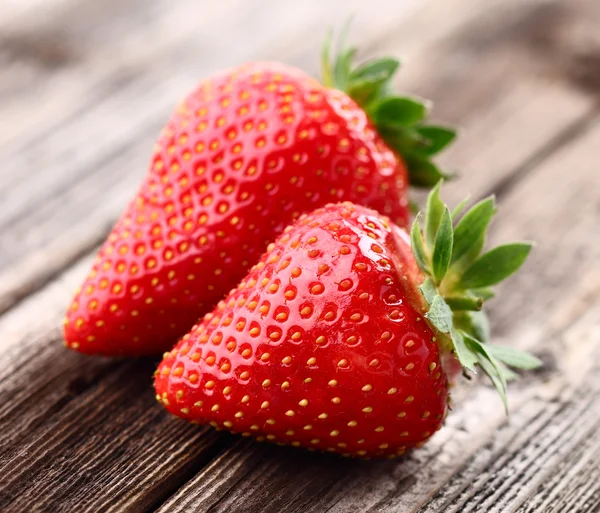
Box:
(155, 186, 540, 458)
(63, 36, 456, 356)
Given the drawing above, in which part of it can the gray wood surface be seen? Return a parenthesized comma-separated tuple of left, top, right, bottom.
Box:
(1, 0, 599, 511)
(0, 0, 418, 313)
(157, 117, 600, 513)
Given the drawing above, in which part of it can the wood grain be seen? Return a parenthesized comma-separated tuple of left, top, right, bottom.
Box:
(419, 303, 600, 513)
(0, 258, 234, 513)
(2, 0, 598, 314)
(1, 73, 594, 513)
(1, 0, 599, 511)
(160, 309, 600, 513)
(154, 119, 600, 513)
(0, 0, 416, 312)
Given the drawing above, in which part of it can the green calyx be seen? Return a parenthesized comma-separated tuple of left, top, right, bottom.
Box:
(411, 182, 542, 412)
(321, 28, 456, 188)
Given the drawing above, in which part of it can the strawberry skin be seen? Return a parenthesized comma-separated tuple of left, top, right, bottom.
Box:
(64, 63, 413, 356)
(155, 203, 447, 458)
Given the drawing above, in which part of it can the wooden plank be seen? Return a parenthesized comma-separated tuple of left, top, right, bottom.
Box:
(155, 114, 600, 513)
(0, 87, 600, 511)
(392, 0, 600, 200)
(0, 257, 232, 513)
(0, 0, 418, 181)
(0, 0, 266, 147)
(1, 0, 596, 314)
(421, 309, 600, 513)
(159, 308, 600, 513)
(0, 0, 598, 511)
(0, 3, 424, 510)
(0, 0, 417, 313)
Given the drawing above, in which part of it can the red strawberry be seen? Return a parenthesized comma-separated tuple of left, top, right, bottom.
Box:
(64, 38, 456, 356)
(154, 186, 540, 458)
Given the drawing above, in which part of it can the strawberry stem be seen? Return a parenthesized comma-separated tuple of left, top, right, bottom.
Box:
(411, 184, 541, 411)
(443, 296, 483, 311)
(321, 27, 457, 188)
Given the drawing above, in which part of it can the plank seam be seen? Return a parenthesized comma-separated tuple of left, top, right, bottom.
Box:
(484, 106, 600, 201)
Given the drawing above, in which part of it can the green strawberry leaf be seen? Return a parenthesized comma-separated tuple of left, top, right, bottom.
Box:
(425, 295, 453, 334)
(330, 18, 354, 88)
(380, 126, 425, 155)
(460, 242, 533, 289)
(454, 310, 491, 344)
(419, 277, 438, 306)
(424, 181, 444, 250)
(349, 57, 399, 85)
(450, 329, 478, 372)
(402, 155, 449, 188)
(486, 345, 543, 370)
(410, 183, 539, 414)
(432, 207, 453, 284)
(333, 48, 357, 91)
(474, 351, 508, 414)
(496, 360, 519, 381)
(452, 231, 486, 273)
(466, 310, 491, 343)
(451, 196, 495, 264)
(320, 27, 458, 198)
(410, 214, 430, 274)
(444, 295, 483, 311)
(374, 97, 429, 127)
(471, 287, 495, 302)
(451, 196, 470, 220)
(347, 79, 384, 106)
(379, 127, 455, 189)
(321, 30, 334, 87)
(416, 125, 457, 156)
(463, 332, 508, 413)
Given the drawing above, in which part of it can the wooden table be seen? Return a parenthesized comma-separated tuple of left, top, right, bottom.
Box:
(1, 0, 599, 511)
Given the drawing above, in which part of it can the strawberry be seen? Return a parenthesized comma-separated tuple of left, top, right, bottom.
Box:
(154, 186, 541, 458)
(63, 34, 456, 357)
